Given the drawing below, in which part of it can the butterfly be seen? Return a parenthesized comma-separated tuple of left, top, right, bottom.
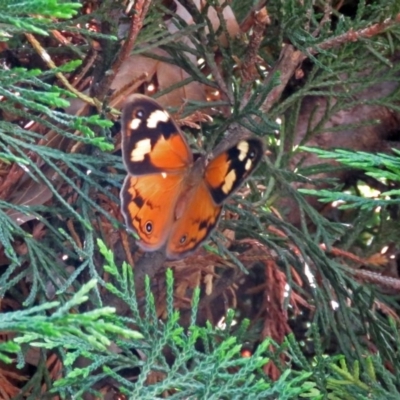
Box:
(120, 94, 264, 260)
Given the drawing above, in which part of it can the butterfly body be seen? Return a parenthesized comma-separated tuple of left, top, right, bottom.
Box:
(120, 94, 263, 260)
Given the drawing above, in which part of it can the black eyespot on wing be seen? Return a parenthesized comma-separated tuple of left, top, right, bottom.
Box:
(179, 235, 187, 244)
(145, 221, 153, 233)
(248, 148, 257, 159)
(135, 108, 145, 119)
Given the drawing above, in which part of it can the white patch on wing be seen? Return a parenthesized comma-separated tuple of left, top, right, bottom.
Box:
(237, 141, 249, 161)
(245, 159, 252, 171)
(147, 110, 170, 128)
(222, 169, 236, 194)
(131, 139, 151, 162)
(161, 172, 167, 179)
(129, 118, 141, 130)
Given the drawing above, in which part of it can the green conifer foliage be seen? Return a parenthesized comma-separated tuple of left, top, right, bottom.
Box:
(0, 0, 400, 398)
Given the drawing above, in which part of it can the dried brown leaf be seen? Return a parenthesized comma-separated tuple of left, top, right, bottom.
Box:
(110, 50, 206, 109)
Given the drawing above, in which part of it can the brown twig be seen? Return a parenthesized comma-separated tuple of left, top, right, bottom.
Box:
(344, 267, 400, 291)
(179, 0, 233, 103)
(310, 13, 400, 54)
(68, 48, 98, 89)
(320, 244, 400, 291)
(261, 44, 306, 114)
(241, 7, 271, 83)
(320, 244, 366, 265)
(262, 259, 291, 380)
(200, 33, 234, 103)
(94, 0, 152, 101)
(120, 229, 135, 269)
(25, 33, 101, 109)
(312, 1, 333, 38)
(67, 219, 83, 250)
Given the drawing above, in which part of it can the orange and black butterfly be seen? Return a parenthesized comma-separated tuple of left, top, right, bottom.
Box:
(120, 94, 264, 260)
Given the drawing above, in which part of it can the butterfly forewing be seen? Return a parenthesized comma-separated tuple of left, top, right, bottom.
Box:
(204, 138, 264, 205)
(121, 94, 193, 175)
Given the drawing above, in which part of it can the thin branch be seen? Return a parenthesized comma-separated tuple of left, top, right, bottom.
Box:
(261, 44, 306, 113)
(309, 13, 400, 54)
(241, 7, 271, 83)
(25, 33, 101, 109)
(94, 0, 152, 100)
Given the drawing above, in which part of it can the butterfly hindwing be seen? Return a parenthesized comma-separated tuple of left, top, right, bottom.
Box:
(121, 173, 184, 251)
(167, 182, 222, 259)
(121, 94, 193, 175)
(204, 138, 264, 204)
